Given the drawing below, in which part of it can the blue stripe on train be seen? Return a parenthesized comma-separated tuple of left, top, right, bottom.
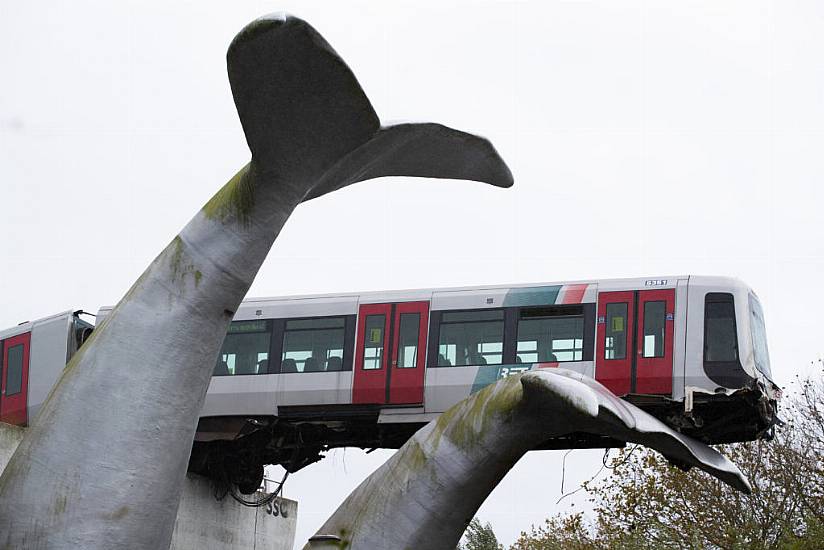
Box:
(502, 286, 561, 307)
(470, 286, 563, 393)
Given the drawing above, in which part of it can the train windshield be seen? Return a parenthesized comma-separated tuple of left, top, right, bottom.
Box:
(749, 294, 772, 380)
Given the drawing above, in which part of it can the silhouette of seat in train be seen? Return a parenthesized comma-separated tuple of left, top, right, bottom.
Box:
(304, 356, 325, 372)
(281, 358, 298, 373)
(257, 359, 269, 374)
(214, 360, 230, 376)
(235, 358, 257, 375)
(326, 356, 342, 371)
(537, 339, 559, 364)
(468, 352, 487, 366)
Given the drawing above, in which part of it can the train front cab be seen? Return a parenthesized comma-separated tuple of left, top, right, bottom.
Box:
(680, 276, 778, 443)
(594, 276, 777, 443)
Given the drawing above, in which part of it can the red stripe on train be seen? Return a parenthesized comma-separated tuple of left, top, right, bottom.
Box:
(560, 284, 588, 304)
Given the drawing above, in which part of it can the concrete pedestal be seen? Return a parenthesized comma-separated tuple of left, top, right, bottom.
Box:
(0, 423, 297, 550)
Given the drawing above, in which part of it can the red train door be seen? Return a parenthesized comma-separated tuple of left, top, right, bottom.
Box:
(352, 303, 391, 404)
(635, 289, 675, 394)
(353, 302, 429, 405)
(595, 291, 634, 395)
(595, 289, 674, 396)
(1, 332, 31, 425)
(388, 302, 429, 404)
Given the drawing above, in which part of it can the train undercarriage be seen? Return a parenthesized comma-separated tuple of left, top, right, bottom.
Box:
(188, 384, 778, 494)
(189, 408, 423, 494)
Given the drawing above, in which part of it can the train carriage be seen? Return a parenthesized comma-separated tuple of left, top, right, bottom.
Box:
(0, 275, 779, 491)
(0, 311, 92, 426)
(191, 274, 777, 438)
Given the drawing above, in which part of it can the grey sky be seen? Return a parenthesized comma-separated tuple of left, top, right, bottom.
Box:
(2, 1, 823, 546)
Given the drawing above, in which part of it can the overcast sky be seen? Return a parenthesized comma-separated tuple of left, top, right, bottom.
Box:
(2, 1, 823, 546)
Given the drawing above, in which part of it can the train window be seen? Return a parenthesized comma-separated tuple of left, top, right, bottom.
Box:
(642, 301, 666, 358)
(5, 344, 24, 396)
(438, 309, 504, 367)
(397, 313, 420, 369)
(517, 307, 584, 363)
(282, 317, 346, 373)
(214, 320, 272, 376)
(749, 295, 772, 378)
(704, 293, 739, 363)
(362, 315, 386, 370)
(604, 303, 628, 360)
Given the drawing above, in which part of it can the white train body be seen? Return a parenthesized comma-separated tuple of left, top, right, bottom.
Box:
(1, 275, 778, 480)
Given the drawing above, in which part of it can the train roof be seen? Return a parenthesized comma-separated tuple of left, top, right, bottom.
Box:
(235, 274, 751, 304)
(86, 275, 753, 324)
(0, 310, 77, 341)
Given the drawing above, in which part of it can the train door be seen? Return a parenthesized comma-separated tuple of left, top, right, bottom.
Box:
(595, 289, 674, 396)
(353, 301, 429, 405)
(1, 332, 31, 425)
(635, 290, 675, 394)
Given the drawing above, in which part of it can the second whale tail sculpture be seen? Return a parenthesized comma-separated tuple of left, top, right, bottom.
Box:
(0, 14, 512, 549)
(308, 369, 751, 549)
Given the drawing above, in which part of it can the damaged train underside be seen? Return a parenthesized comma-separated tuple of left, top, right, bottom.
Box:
(188, 384, 777, 494)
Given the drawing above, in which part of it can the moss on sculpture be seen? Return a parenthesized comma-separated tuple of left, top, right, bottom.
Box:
(429, 374, 524, 451)
(202, 163, 256, 226)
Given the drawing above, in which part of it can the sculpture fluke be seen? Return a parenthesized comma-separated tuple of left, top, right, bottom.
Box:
(227, 14, 513, 198)
(0, 14, 512, 549)
(521, 370, 750, 492)
(309, 370, 749, 549)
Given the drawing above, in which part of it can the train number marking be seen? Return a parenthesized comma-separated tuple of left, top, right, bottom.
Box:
(498, 366, 530, 379)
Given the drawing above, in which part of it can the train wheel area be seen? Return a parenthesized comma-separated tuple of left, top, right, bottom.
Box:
(188, 414, 426, 494)
(187, 381, 778, 494)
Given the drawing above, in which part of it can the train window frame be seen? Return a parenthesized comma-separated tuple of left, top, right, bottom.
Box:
(396, 312, 421, 369)
(642, 300, 666, 358)
(703, 292, 749, 388)
(604, 302, 629, 360)
(703, 294, 739, 363)
(516, 305, 586, 364)
(430, 308, 505, 368)
(213, 319, 273, 377)
(280, 315, 352, 374)
(361, 314, 387, 371)
(5, 343, 24, 396)
(749, 294, 773, 379)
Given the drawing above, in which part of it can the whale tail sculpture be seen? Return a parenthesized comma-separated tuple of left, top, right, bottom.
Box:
(0, 14, 512, 549)
(308, 369, 751, 549)
(228, 14, 512, 204)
